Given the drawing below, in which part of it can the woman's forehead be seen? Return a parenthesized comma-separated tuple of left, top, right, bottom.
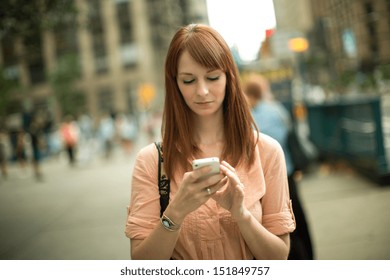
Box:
(177, 50, 222, 74)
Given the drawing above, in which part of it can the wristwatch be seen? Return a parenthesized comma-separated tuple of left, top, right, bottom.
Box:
(160, 213, 180, 232)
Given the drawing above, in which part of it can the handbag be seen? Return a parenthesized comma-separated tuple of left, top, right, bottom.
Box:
(154, 141, 170, 217)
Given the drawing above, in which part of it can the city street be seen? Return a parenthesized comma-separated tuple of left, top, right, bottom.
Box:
(0, 135, 389, 260)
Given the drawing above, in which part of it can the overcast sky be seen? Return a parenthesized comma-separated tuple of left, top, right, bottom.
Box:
(206, 0, 276, 61)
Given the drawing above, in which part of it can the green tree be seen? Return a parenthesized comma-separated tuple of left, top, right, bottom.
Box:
(49, 54, 85, 117)
(0, 68, 19, 117)
(0, 0, 78, 39)
(0, 0, 79, 119)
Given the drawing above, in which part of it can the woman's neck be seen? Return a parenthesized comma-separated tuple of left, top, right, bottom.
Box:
(194, 113, 224, 146)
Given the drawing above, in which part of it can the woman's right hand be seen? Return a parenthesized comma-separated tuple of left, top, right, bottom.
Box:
(164, 166, 227, 225)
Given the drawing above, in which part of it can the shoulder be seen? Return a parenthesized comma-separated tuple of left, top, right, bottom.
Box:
(255, 131, 284, 164)
(135, 143, 158, 162)
(131, 143, 161, 184)
(255, 131, 282, 151)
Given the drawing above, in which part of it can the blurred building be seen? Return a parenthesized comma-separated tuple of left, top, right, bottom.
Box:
(309, 0, 390, 86)
(0, 0, 208, 121)
(270, 0, 390, 90)
(271, 0, 313, 60)
(242, 0, 314, 105)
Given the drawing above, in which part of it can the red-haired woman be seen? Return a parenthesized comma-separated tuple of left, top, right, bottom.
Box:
(125, 24, 295, 260)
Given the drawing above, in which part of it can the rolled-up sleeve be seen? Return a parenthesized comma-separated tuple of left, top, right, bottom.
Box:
(125, 144, 160, 239)
(259, 134, 296, 236)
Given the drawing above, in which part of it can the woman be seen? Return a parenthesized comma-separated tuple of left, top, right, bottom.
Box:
(125, 24, 295, 260)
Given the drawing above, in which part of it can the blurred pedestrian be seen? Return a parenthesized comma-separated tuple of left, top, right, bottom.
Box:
(144, 111, 162, 143)
(125, 24, 296, 260)
(98, 113, 115, 159)
(0, 126, 9, 180)
(244, 73, 314, 260)
(116, 113, 138, 157)
(77, 113, 95, 164)
(42, 108, 54, 157)
(15, 129, 28, 176)
(28, 112, 45, 181)
(60, 115, 79, 166)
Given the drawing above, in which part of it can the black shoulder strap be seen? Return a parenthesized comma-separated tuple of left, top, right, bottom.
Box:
(154, 141, 170, 217)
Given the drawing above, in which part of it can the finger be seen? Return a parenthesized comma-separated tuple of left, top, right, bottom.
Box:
(221, 161, 235, 172)
(220, 165, 241, 185)
(208, 173, 225, 184)
(235, 182, 245, 193)
(190, 165, 212, 181)
(196, 172, 224, 188)
(219, 164, 235, 177)
(213, 176, 228, 190)
(205, 176, 228, 195)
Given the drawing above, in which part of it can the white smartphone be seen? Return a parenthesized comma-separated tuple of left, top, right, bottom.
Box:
(192, 157, 220, 179)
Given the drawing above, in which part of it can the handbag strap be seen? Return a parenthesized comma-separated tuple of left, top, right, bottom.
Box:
(154, 141, 170, 217)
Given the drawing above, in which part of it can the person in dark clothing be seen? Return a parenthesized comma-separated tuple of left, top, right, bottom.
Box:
(28, 113, 45, 181)
(0, 127, 8, 180)
(244, 73, 314, 260)
(287, 176, 314, 259)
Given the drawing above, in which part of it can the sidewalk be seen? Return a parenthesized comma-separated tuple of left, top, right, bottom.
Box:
(0, 142, 389, 260)
(0, 148, 134, 260)
(299, 163, 390, 259)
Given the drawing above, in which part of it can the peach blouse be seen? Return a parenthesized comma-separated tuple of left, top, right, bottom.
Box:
(125, 132, 296, 259)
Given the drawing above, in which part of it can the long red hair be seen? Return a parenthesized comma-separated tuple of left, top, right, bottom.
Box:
(162, 24, 258, 180)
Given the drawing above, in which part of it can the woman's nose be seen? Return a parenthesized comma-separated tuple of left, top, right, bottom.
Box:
(196, 81, 209, 96)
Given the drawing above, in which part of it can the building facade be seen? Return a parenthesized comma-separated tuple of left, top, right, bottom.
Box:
(308, 0, 390, 88)
(269, 0, 390, 91)
(0, 0, 208, 121)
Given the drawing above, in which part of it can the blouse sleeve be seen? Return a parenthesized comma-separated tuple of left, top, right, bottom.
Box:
(259, 134, 296, 236)
(125, 144, 161, 239)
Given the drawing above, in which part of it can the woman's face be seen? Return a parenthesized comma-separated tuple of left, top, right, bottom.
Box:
(176, 50, 226, 118)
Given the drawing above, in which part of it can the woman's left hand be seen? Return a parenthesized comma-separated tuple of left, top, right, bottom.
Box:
(212, 161, 246, 219)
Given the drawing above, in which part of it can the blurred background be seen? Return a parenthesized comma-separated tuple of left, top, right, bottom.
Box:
(0, 0, 389, 260)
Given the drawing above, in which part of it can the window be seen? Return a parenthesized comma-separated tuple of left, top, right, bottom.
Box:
(88, 0, 108, 74)
(98, 87, 113, 113)
(1, 34, 20, 82)
(24, 31, 45, 84)
(116, 0, 137, 68)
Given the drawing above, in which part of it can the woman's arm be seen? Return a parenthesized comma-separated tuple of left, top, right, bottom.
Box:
(216, 158, 292, 260)
(130, 165, 227, 260)
(131, 209, 181, 260)
(235, 209, 290, 260)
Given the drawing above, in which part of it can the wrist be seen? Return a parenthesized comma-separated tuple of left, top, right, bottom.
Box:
(232, 207, 251, 223)
(164, 202, 186, 225)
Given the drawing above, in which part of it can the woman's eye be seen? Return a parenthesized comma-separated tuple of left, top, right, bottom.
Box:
(183, 79, 195, 84)
(208, 76, 219, 81)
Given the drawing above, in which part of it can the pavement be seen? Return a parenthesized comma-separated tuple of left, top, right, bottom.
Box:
(0, 135, 389, 260)
(298, 163, 390, 260)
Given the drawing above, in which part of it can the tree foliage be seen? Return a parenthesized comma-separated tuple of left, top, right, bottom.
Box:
(49, 54, 85, 117)
(0, 0, 80, 118)
(0, 67, 19, 117)
(0, 0, 78, 40)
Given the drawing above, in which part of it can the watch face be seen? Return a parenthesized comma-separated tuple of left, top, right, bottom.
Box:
(162, 219, 171, 228)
